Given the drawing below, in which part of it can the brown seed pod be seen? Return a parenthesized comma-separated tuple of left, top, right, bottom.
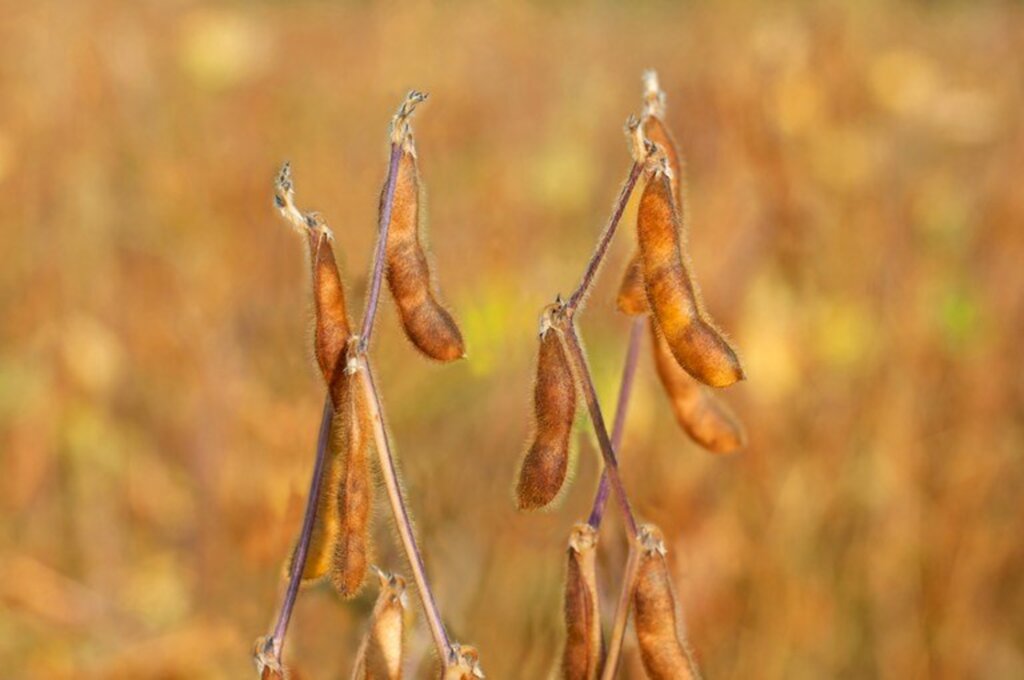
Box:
(331, 364, 375, 598)
(442, 644, 484, 680)
(515, 316, 577, 510)
(617, 71, 682, 317)
(275, 162, 352, 383)
(650, 318, 746, 453)
(616, 252, 648, 316)
(351, 569, 407, 680)
(632, 526, 699, 680)
(637, 164, 744, 388)
(384, 99, 465, 362)
(562, 524, 602, 680)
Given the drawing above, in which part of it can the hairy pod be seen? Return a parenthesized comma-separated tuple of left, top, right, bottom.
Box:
(385, 132, 465, 362)
(442, 644, 484, 680)
(330, 365, 375, 598)
(633, 526, 699, 680)
(275, 163, 352, 383)
(515, 322, 577, 510)
(650, 318, 746, 453)
(562, 524, 602, 680)
(307, 217, 352, 382)
(616, 252, 648, 316)
(637, 167, 744, 387)
(351, 570, 407, 680)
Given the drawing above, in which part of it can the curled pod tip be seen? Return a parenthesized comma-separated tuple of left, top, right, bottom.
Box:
(515, 323, 577, 511)
(632, 525, 700, 680)
(330, 368, 375, 599)
(562, 523, 602, 680)
(351, 568, 407, 680)
(443, 644, 485, 680)
(650, 319, 746, 453)
(637, 167, 744, 388)
(384, 128, 466, 362)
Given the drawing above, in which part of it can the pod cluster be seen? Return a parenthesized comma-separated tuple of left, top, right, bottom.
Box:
(618, 71, 747, 453)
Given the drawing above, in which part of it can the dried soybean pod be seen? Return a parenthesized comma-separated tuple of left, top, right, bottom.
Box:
(617, 70, 682, 315)
(385, 95, 465, 362)
(562, 524, 602, 680)
(616, 252, 648, 316)
(330, 363, 375, 598)
(650, 318, 746, 453)
(633, 526, 700, 680)
(515, 315, 577, 510)
(442, 644, 484, 680)
(275, 162, 352, 383)
(351, 569, 407, 680)
(638, 163, 744, 387)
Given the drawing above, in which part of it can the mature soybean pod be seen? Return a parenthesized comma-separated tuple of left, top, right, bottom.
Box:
(650, 318, 746, 453)
(637, 168, 744, 387)
(617, 98, 683, 316)
(330, 369, 374, 598)
(562, 524, 602, 680)
(351, 570, 406, 680)
(616, 252, 649, 316)
(515, 325, 577, 510)
(633, 526, 699, 680)
(385, 138, 465, 362)
(307, 219, 352, 382)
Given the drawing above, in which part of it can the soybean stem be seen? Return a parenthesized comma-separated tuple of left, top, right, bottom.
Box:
(357, 142, 403, 354)
(600, 540, 641, 680)
(559, 323, 638, 537)
(564, 161, 643, 317)
(269, 394, 334, 661)
(587, 316, 644, 529)
(357, 356, 451, 661)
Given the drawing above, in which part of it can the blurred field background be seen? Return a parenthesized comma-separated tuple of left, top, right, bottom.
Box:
(2, 0, 1023, 678)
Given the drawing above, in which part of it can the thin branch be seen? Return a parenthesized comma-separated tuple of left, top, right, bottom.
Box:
(268, 394, 335, 662)
(558, 322, 638, 538)
(564, 117, 649, 317)
(600, 539, 641, 680)
(355, 356, 451, 661)
(564, 162, 643, 316)
(587, 316, 644, 529)
(357, 91, 429, 354)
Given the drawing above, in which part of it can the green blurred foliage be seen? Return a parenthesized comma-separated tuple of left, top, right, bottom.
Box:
(1, 1, 1022, 678)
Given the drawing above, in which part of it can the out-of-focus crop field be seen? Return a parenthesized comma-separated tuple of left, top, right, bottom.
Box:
(1, 1, 1022, 678)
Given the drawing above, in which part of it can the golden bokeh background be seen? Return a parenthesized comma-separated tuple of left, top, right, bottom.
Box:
(2, 1, 1022, 678)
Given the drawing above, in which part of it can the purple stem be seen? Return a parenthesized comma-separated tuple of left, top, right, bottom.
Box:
(357, 142, 403, 353)
(271, 394, 334, 658)
(565, 162, 644, 316)
(562, 324, 639, 538)
(587, 317, 644, 528)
